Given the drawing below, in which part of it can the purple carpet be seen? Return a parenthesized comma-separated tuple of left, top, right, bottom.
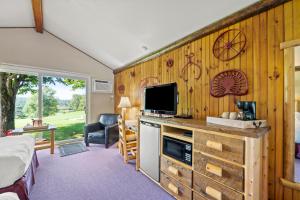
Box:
(295, 158, 300, 182)
(30, 144, 174, 200)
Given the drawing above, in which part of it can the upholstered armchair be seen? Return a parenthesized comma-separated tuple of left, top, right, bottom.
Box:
(84, 113, 120, 148)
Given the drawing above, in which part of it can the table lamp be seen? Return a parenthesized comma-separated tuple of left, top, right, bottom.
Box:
(118, 96, 131, 119)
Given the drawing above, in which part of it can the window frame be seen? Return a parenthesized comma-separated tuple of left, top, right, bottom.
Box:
(0, 63, 91, 124)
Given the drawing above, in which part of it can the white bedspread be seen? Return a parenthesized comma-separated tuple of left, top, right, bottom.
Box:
(0, 135, 35, 188)
(0, 193, 20, 200)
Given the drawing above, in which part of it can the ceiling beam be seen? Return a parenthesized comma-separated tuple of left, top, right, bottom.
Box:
(114, 0, 290, 74)
(31, 0, 43, 33)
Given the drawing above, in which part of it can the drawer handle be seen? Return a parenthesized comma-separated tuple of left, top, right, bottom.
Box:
(206, 186, 222, 200)
(206, 163, 222, 177)
(168, 166, 179, 176)
(168, 183, 179, 195)
(206, 140, 223, 151)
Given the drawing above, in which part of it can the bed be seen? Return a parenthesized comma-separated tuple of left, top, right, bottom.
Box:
(0, 193, 20, 200)
(0, 135, 39, 200)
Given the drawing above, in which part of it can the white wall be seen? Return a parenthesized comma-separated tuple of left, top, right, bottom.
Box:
(0, 28, 114, 123)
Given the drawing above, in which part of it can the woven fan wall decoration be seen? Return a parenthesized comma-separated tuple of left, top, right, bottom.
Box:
(210, 69, 248, 97)
(139, 76, 160, 101)
(140, 76, 160, 90)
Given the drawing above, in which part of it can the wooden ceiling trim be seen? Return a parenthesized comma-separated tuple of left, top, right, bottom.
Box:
(114, 0, 291, 74)
(32, 0, 43, 33)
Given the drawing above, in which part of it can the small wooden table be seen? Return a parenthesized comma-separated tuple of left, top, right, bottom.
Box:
(13, 125, 56, 154)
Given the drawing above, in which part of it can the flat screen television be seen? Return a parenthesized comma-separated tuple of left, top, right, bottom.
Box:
(144, 83, 177, 115)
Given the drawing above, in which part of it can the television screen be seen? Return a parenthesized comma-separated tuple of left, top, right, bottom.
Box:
(144, 83, 177, 115)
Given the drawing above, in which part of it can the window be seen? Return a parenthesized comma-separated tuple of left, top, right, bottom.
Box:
(0, 66, 89, 141)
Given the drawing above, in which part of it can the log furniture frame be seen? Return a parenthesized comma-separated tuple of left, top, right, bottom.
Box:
(138, 116, 269, 200)
(118, 119, 137, 164)
(13, 125, 56, 154)
(280, 39, 300, 190)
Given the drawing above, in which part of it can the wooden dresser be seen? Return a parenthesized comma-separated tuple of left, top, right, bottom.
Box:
(139, 116, 269, 200)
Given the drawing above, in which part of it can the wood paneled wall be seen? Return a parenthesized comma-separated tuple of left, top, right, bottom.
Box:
(114, 1, 300, 199)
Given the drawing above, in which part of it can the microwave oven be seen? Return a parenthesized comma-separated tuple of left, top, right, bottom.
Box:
(162, 136, 192, 166)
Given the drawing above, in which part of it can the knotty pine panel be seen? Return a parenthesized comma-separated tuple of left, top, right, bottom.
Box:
(114, 1, 300, 199)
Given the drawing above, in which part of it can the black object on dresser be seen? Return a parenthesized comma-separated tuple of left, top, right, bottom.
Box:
(236, 101, 256, 120)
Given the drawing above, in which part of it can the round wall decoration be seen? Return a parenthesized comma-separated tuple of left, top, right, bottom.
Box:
(213, 29, 246, 61)
(166, 58, 174, 68)
(210, 69, 248, 98)
(118, 84, 125, 95)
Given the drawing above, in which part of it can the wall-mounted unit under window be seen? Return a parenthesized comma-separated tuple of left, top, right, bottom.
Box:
(92, 79, 113, 93)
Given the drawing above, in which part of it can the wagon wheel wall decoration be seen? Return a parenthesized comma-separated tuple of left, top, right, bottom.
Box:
(180, 53, 202, 82)
(210, 69, 248, 98)
(213, 29, 246, 61)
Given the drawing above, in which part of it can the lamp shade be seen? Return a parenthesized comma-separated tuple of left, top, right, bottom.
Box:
(118, 97, 131, 108)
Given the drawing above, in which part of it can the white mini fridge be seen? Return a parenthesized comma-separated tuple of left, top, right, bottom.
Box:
(139, 121, 161, 182)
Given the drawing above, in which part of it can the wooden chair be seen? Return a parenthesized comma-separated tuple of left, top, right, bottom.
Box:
(118, 118, 137, 164)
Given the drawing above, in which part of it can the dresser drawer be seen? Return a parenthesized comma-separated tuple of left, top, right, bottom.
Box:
(194, 151, 244, 192)
(193, 172, 243, 200)
(161, 156, 192, 187)
(193, 192, 208, 200)
(161, 172, 192, 200)
(194, 131, 244, 164)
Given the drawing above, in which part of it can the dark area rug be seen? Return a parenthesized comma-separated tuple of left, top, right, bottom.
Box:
(58, 142, 88, 157)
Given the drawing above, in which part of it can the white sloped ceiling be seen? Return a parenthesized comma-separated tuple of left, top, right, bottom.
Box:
(0, 0, 34, 27)
(0, 0, 259, 69)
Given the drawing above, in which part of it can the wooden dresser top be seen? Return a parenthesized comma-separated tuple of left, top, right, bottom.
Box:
(140, 116, 269, 138)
